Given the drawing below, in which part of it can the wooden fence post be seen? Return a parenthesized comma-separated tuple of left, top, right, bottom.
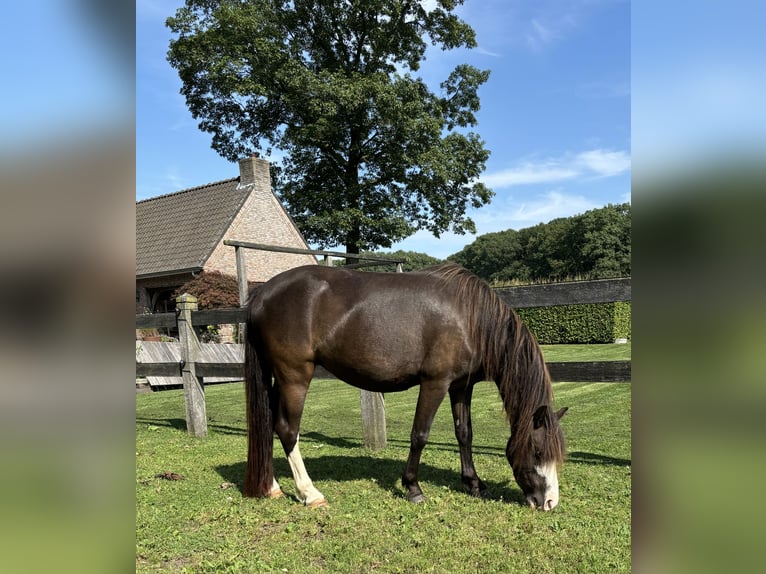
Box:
(323, 253, 386, 448)
(235, 245, 248, 343)
(176, 293, 207, 437)
(235, 245, 249, 305)
(358, 257, 394, 451)
(360, 391, 386, 450)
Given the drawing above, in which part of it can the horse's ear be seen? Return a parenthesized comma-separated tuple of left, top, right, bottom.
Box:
(555, 407, 569, 420)
(533, 405, 549, 429)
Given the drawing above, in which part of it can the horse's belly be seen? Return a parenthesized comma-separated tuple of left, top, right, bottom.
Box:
(317, 358, 423, 393)
(313, 301, 473, 390)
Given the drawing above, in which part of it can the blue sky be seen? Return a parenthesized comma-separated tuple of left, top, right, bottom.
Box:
(136, 0, 630, 259)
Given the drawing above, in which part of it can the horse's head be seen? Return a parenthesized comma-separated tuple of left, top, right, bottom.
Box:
(506, 405, 568, 511)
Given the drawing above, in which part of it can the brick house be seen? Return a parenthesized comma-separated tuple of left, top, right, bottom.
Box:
(136, 156, 316, 315)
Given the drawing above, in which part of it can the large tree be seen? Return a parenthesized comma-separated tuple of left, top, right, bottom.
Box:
(167, 0, 492, 253)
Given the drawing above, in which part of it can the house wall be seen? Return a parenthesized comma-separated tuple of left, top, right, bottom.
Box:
(204, 157, 317, 283)
(135, 158, 315, 318)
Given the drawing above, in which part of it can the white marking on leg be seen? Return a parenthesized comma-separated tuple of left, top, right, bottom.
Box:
(287, 435, 326, 506)
(535, 462, 559, 511)
(269, 477, 283, 498)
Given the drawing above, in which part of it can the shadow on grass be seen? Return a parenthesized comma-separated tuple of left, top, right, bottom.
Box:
(302, 431, 506, 457)
(215, 455, 527, 506)
(383, 437, 505, 456)
(568, 451, 631, 467)
(134, 420, 507, 455)
(136, 417, 247, 436)
(136, 417, 188, 431)
(301, 431, 362, 449)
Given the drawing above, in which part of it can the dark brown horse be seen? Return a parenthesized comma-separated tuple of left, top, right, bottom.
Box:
(243, 263, 567, 510)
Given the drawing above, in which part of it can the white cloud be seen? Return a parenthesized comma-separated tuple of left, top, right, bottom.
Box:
(165, 168, 186, 191)
(482, 164, 578, 188)
(481, 148, 630, 189)
(575, 149, 631, 177)
(475, 46, 501, 58)
(468, 188, 597, 230)
(526, 19, 559, 51)
(504, 189, 596, 224)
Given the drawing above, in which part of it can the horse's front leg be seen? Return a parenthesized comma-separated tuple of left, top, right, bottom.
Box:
(449, 384, 491, 499)
(402, 383, 449, 503)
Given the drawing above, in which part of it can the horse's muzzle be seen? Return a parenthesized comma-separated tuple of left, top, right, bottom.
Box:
(527, 495, 558, 511)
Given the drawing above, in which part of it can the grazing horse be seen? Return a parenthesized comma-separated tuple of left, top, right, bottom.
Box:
(243, 263, 567, 510)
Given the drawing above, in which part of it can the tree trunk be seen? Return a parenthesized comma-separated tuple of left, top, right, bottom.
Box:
(345, 127, 363, 258)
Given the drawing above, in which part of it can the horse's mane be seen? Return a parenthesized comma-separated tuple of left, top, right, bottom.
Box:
(422, 263, 565, 465)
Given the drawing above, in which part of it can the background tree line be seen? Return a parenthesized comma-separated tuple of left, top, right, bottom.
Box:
(447, 202, 631, 283)
(178, 202, 630, 310)
(369, 202, 631, 283)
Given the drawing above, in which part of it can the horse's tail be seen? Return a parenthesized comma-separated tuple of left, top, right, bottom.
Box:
(243, 324, 274, 498)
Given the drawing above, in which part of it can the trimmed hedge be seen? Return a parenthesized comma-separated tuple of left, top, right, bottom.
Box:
(516, 301, 631, 344)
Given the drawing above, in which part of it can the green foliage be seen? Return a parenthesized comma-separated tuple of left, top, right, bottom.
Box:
(167, 1, 492, 253)
(137, 375, 630, 573)
(450, 203, 631, 283)
(448, 228, 525, 282)
(338, 249, 443, 272)
(612, 301, 631, 342)
(517, 302, 632, 344)
(381, 249, 444, 271)
(570, 203, 631, 279)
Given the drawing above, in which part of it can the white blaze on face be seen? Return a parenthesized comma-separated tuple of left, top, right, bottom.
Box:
(535, 461, 559, 511)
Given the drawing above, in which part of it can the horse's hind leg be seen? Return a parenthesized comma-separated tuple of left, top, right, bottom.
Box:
(273, 363, 327, 507)
(449, 384, 491, 498)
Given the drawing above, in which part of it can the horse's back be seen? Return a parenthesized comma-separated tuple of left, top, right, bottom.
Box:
(247, 265, 476, 390)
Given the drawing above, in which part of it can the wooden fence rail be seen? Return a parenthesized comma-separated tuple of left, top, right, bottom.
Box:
(495, 277, 631, 308)
(136, 276, 631, 439)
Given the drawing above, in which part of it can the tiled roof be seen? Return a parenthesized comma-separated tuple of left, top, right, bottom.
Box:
(136, 178, 250, 277)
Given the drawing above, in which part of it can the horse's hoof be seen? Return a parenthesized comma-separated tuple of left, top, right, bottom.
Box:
(468, 490, 489, 499)
(465, 480, 492, 499)
(475, 487, 492, 499)
(268, 488, 284, 499)
(306, 498, 329, 509)
(407, 493, 426, 504)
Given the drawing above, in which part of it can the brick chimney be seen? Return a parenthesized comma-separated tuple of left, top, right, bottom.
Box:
(238, 155, 271, 189)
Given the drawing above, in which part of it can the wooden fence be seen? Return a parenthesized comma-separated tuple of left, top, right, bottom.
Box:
(136, 272, 630, 440)
(136, 245, 631, 449)
(495, 278, 632, 383)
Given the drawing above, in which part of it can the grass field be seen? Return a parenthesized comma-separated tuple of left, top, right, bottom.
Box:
(136, 345, 630, 573)
(539, 341, 631, 362)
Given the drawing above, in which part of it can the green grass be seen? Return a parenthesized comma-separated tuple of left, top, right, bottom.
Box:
(137, 348, 630, 573)
(540, 341, 631, 362)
